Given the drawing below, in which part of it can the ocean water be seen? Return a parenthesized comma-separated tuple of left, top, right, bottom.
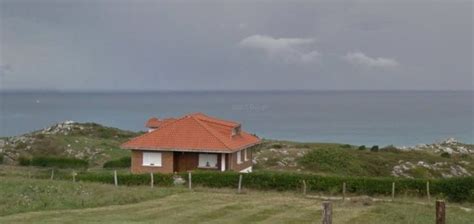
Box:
(0, 91, 472, 146)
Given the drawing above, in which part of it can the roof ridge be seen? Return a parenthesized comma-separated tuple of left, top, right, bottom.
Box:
(192, 114, 239, 127)
(190, 116, 233, 149)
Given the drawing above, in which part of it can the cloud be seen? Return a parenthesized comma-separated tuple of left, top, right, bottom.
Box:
(239, 35, 320, 63)
(343, 52, 399, 68)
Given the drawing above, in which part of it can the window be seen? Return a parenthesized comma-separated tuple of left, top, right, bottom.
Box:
(198, 153, 218, 168)
(142, 152, 162, 167)
(244, 149, 249, 161)
(237, 151, 242, 164)
(232, 126, 241, 136)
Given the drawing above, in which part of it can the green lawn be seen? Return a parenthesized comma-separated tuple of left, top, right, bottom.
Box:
(0, 177, 472, 224)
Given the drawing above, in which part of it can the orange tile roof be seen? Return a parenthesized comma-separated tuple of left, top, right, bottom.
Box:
(122, 113, 261, 153)
(145, 117, 177, 128)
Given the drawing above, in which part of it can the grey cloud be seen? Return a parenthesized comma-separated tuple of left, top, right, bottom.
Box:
(239, 35, 321, 64)
(343, 52, 399, 69)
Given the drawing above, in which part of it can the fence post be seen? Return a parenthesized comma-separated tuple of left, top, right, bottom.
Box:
(321, 201, 332, 224)
(50, 169, 54, 180)
(150, 173, 154, 188)
(72, 170, 76, 183)
(436, 200, 445, 224)
(188, 172, 192, 190)
(302, 180, 307, 196)
(342, 182, 346, 201)
(238, 174, 243, 194)
(114, 170, 118, 187)
(426, 181, 431, 202)
(391, 182, 395, 200)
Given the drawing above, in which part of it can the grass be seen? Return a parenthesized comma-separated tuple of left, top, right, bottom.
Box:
(0, 177, 472, 224)
(0, 176, 184, 216)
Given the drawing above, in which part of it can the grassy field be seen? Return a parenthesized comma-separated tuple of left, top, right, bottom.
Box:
(0, 176, 473, 224)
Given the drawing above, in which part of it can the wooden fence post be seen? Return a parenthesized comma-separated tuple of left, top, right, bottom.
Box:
(436, 200, 445, 224)
(342, 182, 346, 201)
(426, 181, 431, 202)
(302, 180, 307, 196)
(150, 173, 154, 188)
(391, 182, 395, 200)
(188, 172, 192, 190)
(50, 169, 54, 180)
(114, 170, 118, 187)
(321, 201, 332, 224)
(238, 174, 243, 194)
(72, 170, 76, 183)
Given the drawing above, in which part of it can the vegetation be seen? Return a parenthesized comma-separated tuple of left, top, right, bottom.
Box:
(103, 156, 131, 168)
(0, 154, 3, 164)
(20, 168, 474, 202)
(18, 156, 88, 168)
(1, 122, 137, 166)
(254, 140, 474, 178)
(0, 176, 182, 216)
(0, 176, 472, 224)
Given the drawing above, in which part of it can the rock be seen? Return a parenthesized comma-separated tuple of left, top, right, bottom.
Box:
(173, 176, 186, 185)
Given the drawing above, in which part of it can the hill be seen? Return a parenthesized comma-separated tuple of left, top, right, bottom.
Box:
(1, 121, 473, 178)
(0, 121, 140, 166)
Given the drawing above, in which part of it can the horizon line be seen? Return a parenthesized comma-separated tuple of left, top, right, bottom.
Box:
(0, 89, 473, 93)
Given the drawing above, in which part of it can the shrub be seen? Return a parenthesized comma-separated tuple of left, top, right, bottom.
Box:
(18, 156, 31, 166)
(103, 156, 131, 168)
(75, 172, 174, 186)
(341, 144, 352, 149)
(0, 153, 3, 164)
(440, 152, 451, 158)
(370, 145, 379, 152)
(381, 145, 399, 151)
(271, 144, 282, 149)
(358, 145, 366, 150)
(30, 156, 88, 168)
(31, 169, 474, 203)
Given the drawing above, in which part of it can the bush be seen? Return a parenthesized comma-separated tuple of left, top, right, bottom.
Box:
(30, 156, 88, 168)
(103, 156, 131, 168)
(358, 145, 366, 150)
(179, 171, 474, 202)
(370, 145, 379, 152)
(18, 156, 31, 166)
(341, 144, 352, 149)
(75, 172, 174, 186)
(31, 169, 474, 203)
(440, 152, 451, 158)
(271, 144, 283, 149)
(381, 145, 399, 152)
(0, 153, 3, 164)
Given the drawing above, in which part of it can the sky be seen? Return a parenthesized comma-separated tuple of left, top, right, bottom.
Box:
(0, 0, 472, 91)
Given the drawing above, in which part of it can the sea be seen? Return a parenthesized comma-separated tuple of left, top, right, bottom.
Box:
(0, 91, 472, 146)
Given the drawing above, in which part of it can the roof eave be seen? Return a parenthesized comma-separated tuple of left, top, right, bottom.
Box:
(121, 140, 261, 154)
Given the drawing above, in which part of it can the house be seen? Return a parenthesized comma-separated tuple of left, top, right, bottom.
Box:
(121, 113, 261, 174)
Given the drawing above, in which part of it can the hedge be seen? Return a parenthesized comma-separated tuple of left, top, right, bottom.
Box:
(179, 171, 473, 202)
(30, 156, 88, 168)
(32, 170, 474, 202)
(103, 156, 131, 168)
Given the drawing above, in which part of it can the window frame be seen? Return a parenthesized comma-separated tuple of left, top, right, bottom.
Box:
(237, 150, 242, 164)
(198, 153, 218, 168)
(142, 152, 162, 167)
